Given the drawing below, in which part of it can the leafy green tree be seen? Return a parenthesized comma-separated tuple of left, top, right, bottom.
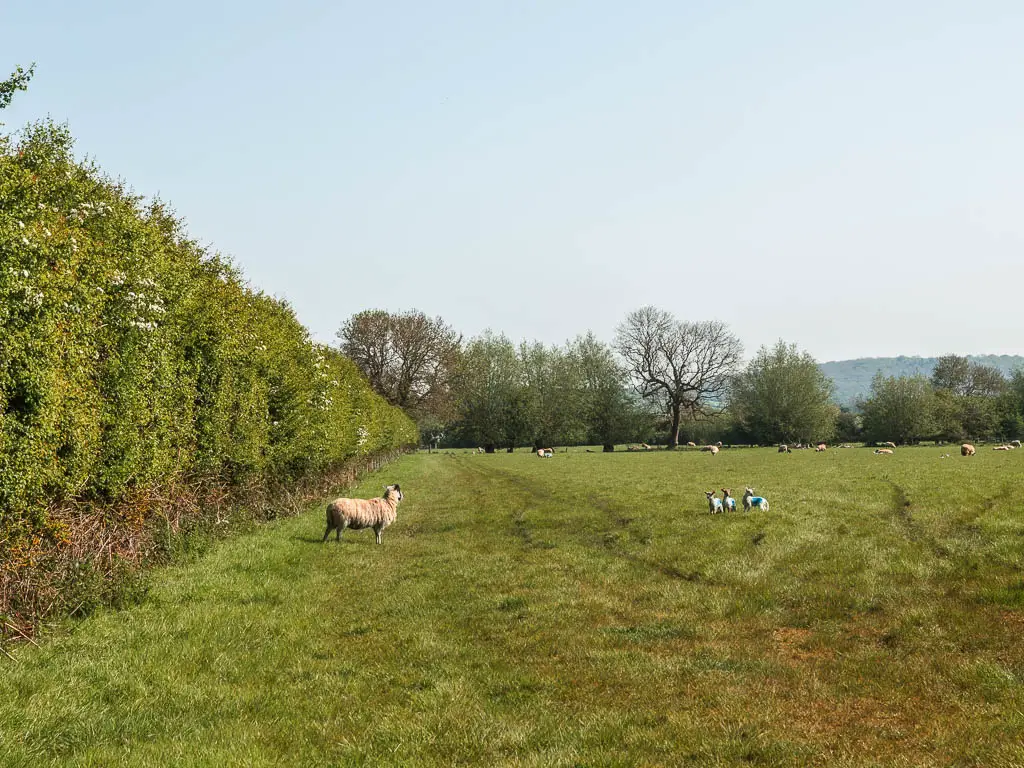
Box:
(520, 341, 583, 448)
(0, 64, 34, 111)
(451, 332, 525, 451)
(929, 354, 1009, 439)
(567, 333, 641, 450)
(728, 341, 838, 444)
(931, 354, 1007, 398)
(859, 374, 936, 445)
(835, 408, 862, 443)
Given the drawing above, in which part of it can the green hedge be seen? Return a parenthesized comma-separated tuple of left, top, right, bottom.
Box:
(0, 120, 417, 558)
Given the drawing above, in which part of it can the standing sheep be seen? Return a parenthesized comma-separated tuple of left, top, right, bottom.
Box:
(705, 491, 724, 514)
(778, 444, 790, 453)
(324, 484, 404, 544)
(721, 488, 737, 512)
(815, 443, 827, 452)
(742, 488, 770, 512)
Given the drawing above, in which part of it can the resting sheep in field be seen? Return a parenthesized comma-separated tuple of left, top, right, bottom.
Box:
(742, 488, 769, 512)
(705, 491, 724, 514)
(815, 443, 827, 452)
(961, 444, 975, 456)
(874, 449, 894, 455)
(324, 484, 403, 544)
(778, 444, 790, 453)
(537, 448, 554, 458)
(993, 445, 1013, 451)
(882, 441, 897, 449)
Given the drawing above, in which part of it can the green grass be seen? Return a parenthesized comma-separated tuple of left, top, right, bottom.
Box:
(2, 446, 1024, 766)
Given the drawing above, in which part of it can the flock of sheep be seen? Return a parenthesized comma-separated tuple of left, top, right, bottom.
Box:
(323, 437, 1023, 543)
(705, 488, 769, 514)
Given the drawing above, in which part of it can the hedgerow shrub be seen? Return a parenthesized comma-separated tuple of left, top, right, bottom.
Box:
(0, 120, 417, 621)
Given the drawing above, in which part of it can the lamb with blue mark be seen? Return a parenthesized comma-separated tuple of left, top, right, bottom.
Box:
(705, 491, 724, 514)
(742, 488, 770, 512)
(721, 488, 737, 512)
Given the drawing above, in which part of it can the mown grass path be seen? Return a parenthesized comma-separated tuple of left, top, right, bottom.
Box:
(2, 448, 1024, 766)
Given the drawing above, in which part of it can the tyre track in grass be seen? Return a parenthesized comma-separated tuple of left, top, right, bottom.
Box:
(453, 456, 715, 585)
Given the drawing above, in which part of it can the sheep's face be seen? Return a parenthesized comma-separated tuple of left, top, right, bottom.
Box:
(721, 488, 731, 497)
(744, 488, 755, 496)
(384, 484, 404, 502)
(705, 491, 715, 500)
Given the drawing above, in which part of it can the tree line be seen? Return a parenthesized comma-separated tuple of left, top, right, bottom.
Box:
(1, 70, 417, 623)
(340, 306, 1024, 449)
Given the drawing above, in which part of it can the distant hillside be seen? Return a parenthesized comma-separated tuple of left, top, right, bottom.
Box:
(819, 355, 1024, 407)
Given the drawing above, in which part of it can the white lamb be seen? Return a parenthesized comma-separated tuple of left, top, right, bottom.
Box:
(705, 491, 723, 514)
(324, 484, 403, 544)
(742, 488, 769, 512)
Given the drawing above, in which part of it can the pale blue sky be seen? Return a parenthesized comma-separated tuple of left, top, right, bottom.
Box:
(5, 1, 1024, 361)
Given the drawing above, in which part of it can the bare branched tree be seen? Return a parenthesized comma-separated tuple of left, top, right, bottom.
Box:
(614, 306, 742, 447)
(338, 309, 460, 421)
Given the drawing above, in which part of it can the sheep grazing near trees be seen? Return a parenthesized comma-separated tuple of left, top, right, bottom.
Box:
(742, 488, 769, 512)
(705, 491, 724, 514)
(778, 444, 790, 453)
(961, 444, 975, 456)
(324, 484, 404, 544)
(701, 445, 719, 455)
(686, 441, 696, 448)
(537, 448, 554, 458)
(882, 441, 897, 449)
(721, 488, 737, 512)
(1012, 440, 1022, 449)
(815, 443, 827, 452)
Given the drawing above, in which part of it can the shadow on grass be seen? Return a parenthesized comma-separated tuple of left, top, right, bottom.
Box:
(292, 534, 328, 544)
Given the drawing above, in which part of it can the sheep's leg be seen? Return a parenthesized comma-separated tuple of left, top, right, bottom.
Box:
(336, 520, 347, 543)
(322, 524, 332, 543)
(374, 524, 383, 545)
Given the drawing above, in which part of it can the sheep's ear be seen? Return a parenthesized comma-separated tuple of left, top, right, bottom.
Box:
(394, 483, 401, 491)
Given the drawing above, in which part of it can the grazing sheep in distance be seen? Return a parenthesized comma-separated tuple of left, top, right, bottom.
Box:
(705, 491, 723, 514)
(686, 441, 696, 448)
(778, 444, 790, 453)
(815, 443, 827, 452)
(742, 488, 769, 512)
(961, 444, 975, 456)
(882, 441, 897, 449)
(1012, 440, 1022, 449)
(537, 448, 554, 457)
(874, 449, 894, 455)
(721, 488, 737, 512)
(324, 484, 403, 544)
(700, 445, 719, 455)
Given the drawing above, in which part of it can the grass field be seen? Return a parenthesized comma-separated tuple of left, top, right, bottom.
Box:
(2, 446, 1024, 766)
